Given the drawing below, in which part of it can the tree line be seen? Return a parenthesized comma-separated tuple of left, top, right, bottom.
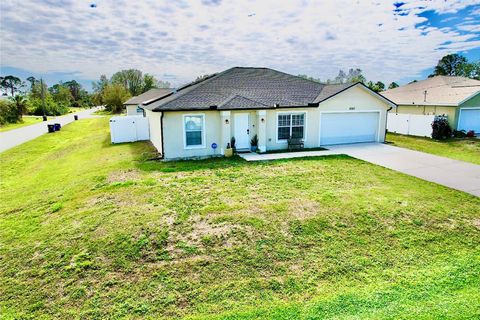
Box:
(298, 53, 479, 92)
(91, 69, 170, 113)
(0, 69, 170, 125)
(0, 76, 92, 125)
(298, 68, 399, 92)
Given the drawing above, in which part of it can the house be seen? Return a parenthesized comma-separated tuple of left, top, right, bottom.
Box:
(124, 88, 172, 115)
(382, 76, 480, 133)
(141, 67, 395, 160)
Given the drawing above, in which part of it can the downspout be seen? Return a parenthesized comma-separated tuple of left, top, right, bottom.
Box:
(160, 112, 165, 159)
(385, 105, 393, 141)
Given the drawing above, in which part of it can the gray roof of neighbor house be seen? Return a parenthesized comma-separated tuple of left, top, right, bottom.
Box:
(143, 67, 385, 111)
(124, 88, 173, 105)
(381, 76, 480, 106)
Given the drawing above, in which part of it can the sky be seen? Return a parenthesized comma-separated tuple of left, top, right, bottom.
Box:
(1, 0, 480, 91)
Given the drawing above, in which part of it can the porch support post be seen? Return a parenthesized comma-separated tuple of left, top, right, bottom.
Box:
(256, 110, 267, 152)
(220, 111, 231, 155)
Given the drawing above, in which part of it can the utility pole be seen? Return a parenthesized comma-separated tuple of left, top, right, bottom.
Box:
(40, 78, 47, 121)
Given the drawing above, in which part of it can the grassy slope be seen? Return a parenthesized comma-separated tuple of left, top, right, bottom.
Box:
(387, 133, 480, 165)
(1, 118, 479, 319)
(0, 116, 43, 132)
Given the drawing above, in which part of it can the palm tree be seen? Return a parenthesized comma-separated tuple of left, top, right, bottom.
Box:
(9, 95, 28, 118)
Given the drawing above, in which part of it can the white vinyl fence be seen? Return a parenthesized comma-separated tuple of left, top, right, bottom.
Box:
(387, 114, 438, 137)
(110, 115, 150, 143)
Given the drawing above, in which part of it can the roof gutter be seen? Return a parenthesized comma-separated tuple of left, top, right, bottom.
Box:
(148, 104, 320, 112)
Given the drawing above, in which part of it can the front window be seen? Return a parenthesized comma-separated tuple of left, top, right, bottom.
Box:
(184, 115, 204, 147)
(278, 113, 305, 140)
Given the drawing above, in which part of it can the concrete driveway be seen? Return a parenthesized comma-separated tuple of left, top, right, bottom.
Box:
(0, 108, 101, 153)
(327, 143, 480, 197)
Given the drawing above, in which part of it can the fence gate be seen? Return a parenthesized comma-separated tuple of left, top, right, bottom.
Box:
(110, 115, 150, 143)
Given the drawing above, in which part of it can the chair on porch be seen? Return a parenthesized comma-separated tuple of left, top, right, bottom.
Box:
(287, 137, 304, 151)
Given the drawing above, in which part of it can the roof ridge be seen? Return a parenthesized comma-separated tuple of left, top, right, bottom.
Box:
(383, 76, 480, 94)
(165, 67, 238, 99)
(218, 94, 268, 108)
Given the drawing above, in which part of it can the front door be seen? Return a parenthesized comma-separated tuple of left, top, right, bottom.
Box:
(234, 113, 250, 149)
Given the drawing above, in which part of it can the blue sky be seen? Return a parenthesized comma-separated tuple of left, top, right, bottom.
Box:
(1, 0, 479, 92)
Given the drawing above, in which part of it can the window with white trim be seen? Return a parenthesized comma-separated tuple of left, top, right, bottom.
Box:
(277, 113, 305, 140)
(184, 115, 204, 147)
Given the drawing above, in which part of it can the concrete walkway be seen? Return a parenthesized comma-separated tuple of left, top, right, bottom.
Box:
(239, 149, 339, 161)
(0, 107, 101, 153)
(239, 143, 480, 197)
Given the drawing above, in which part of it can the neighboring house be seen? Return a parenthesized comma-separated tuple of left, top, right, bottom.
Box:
(382, 76, 480, 133)
(141, 67, 395, 160)
(124, 88, 172, 115)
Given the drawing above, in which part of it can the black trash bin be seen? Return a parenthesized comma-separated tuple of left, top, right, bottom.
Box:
(74, 115, 78, 121)
(54, 123, 61, 131)
(43, 116, 47, 121)
(47, 124, 55, 133)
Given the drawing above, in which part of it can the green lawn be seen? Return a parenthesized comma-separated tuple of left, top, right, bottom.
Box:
(387, 133, 480, 165)
(1, 118, 479, 319)
(0, 116, 43, 132)
(68, 107, 89, 113)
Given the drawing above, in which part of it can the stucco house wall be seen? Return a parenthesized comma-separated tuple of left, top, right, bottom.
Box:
(145, 109, 163, 154)
(126, 105, 144, 116)
(264, 108, 316, 150)
(460, 92, 480, 110)
(162, 110, 222, 159)
(153, 85, 390, 159)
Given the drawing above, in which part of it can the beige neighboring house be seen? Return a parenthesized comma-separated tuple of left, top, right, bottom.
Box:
(382, 76, 480, 133)
(140, 67, 395, 160)
(124, 88, 172, 115)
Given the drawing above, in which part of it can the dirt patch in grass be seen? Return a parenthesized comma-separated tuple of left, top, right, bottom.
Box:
(472, 218, 480, 230)
(106, 169, 141, 183)
(170, 216, 256, 253)
(288, 199, 320, 220)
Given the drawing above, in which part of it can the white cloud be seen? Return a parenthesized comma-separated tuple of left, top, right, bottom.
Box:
(0, 0, 479, 85)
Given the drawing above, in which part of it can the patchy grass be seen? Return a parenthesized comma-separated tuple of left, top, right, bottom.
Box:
(387, 132, 480, 165)
(0, 116, 43, 132)
(1, 118, 479, 319)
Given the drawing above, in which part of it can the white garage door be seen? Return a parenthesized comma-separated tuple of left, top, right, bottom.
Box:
(320, 112, 379, 145)
(458, 108, 480, 133)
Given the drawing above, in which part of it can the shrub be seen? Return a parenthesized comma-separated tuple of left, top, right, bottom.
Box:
(28, 97, 69, 116)
(0, 99, 21, 125)
(250, 134, 258, 147)
(431, 117, 452, 140)
(103, 84, 130, 113)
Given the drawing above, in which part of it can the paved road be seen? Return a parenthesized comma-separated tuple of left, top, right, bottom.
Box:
(0, 108, 101, 153)
(240, 143, 480, 197)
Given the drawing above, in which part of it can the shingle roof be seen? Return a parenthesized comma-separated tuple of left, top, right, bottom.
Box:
(313, 83, 355, 103)
(124, 88, 173, 105)
(143, 67, 367, 111)
(218, 94, 269, 109)
(381, 76, 480, 106)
